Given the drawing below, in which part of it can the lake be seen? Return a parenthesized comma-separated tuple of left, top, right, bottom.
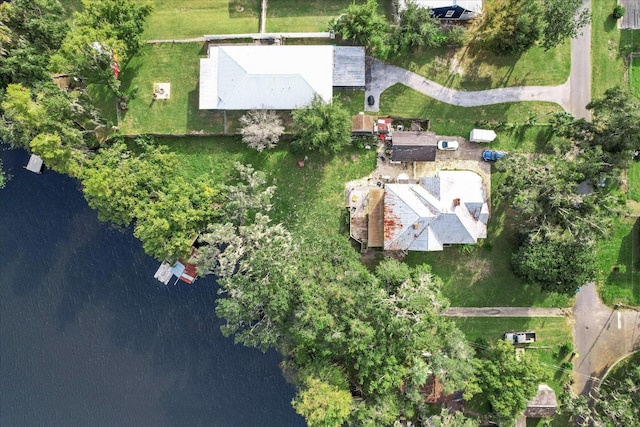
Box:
(0, 147, 305, 427)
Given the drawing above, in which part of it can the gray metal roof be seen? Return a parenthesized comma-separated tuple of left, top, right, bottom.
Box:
(199, 45, 334, 110)
(333, 46, 365, 88)
(384, 171, 489, 251)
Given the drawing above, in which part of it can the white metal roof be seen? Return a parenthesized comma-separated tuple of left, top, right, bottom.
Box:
(384, 171, 488, 251)
(199, 45, 334, 110)
(398, 0, 483, 13)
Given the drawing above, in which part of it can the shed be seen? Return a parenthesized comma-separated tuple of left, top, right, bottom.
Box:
(352, 113, 375, 135)
(469, 129, 497, 143)
(25, 154, 43, 174)
(390, 131, 438, 162)
(524, 384, 558, 419)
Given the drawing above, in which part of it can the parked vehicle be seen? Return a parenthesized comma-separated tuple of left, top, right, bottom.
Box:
(367, 95, 375, 106)
(470, 129, 497, 143)
(482, 150, 506, 161)
(437, 140, 459, 151)
(504, 331, 536, 344)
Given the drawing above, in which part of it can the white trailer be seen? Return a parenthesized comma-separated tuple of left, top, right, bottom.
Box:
(470, 129, 497, 143)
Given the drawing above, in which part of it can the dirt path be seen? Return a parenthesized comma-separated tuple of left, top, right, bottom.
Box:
(444, 307, 567, 317)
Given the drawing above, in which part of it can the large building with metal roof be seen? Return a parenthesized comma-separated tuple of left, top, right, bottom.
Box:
(199, 45, 364, 110)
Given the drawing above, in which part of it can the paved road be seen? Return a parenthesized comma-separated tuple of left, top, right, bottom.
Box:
(573, 283, 640, 396)
(444, 307, 567, 317)
(365, 59, 571, 113)
(569, 0, 592, 120)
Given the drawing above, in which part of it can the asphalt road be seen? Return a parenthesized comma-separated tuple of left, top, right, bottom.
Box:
(573, 283, 640, 396)
(569, 0, 592, 120)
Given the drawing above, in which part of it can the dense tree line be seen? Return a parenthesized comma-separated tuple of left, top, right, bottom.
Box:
(496, 88, 637, 294)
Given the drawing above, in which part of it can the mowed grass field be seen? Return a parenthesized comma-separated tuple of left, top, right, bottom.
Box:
(140, 0, 261, 39)
(163, 136, 377, 238)
(116, 43, 237, 134)
(597, 217, 640, 306)
(631, 56, 640, 98)
(391, 40, 570, 91)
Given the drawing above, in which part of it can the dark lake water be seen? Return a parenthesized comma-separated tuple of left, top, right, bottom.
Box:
(0, 147, 305, 427)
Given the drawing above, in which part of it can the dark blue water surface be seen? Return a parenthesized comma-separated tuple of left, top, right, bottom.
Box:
(0, 147, 305, 427)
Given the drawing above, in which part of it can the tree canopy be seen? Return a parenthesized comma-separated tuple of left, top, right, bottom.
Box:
(392, 1, 447, 52)
(292, 96, 352, 155)
(238, 110, 284, 152)
(0, 0, 69, 88)
(474, 339, 546, 422)
(81, 138, 222, 260)
(328, 0, 391, 58)
(480, 0, 589, 54)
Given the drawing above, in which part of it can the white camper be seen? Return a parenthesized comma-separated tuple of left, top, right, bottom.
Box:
(470, 129, 497, 143)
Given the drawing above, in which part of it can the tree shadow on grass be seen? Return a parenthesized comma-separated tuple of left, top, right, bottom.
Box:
(603, 218, 640, 305)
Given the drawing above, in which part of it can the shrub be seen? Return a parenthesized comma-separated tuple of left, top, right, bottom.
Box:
(613, 5, 626, 19)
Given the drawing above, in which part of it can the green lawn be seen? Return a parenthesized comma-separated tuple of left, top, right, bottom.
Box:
(629, 162, 640, 202)
(631, 56, 640, 98)
(390, 41, 570, 91)
(163, 136, 377, 237)
(141, 0, 261, 39)
(266, 0, 348, 32)
(379, 84, 562, 151)
(592, 0, 628, 97)
(406, 171, 571, 308)
(115, 42, 235, 134)
(597, 217, 640, 306)
(452, 316, 573, 425)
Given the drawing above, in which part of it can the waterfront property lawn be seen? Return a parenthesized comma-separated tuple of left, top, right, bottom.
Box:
(163, 136, 377, 238)
(390, 41, 570, 91)
(114, 42, 236, 135)
(597, 217, 640, 306)
(265, 0, 348, 32)
(141, 0, 261, 39)
(379, 84, 562, 152)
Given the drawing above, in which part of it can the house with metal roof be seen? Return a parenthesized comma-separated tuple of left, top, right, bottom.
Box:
(199, 45, 364, 110)
(398, 0, 482, 20)
(383, 171, 489, 251)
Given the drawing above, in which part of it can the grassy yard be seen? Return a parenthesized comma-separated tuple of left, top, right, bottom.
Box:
(114, 42, 237, 134)
(591, 0, 629, 97)
(162, 136, 377, 237)
(379, 84, 562, 152)
(597, 217, 640, 306)
(631, 56, 640, 98)
(140, 0, 261, 39)
(406, 171, 571, 308)
(390, 41, 570, 91)
(265, 0, 348, 33)
(452, 316, 573, 425)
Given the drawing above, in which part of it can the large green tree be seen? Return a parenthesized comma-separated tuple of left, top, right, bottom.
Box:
(474, 339, 546, 423)
(496, 153, 623, 292)
(292, 376, 353, 427)
(292, 96, 352, 155)
(541, 0, 590, 51)
(393, 0, 447, 53)
(0, 0, 69, 88)
(329, 0, 390, 58)
(81, 138, 222, 260)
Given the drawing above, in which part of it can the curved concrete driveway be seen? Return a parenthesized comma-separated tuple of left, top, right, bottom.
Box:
(365, 59, 571, 113)
(573, 283, 640, 396)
